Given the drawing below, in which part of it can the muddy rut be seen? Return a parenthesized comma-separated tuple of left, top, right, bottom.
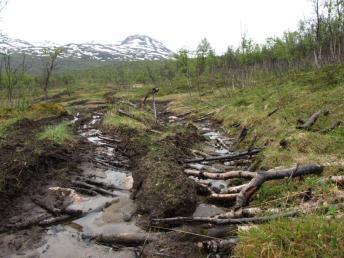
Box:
(0, 108, 261, 258)
(0, 111, 142, 258)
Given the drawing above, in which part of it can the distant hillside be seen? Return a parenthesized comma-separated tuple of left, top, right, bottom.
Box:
(0, 34, 174, 62)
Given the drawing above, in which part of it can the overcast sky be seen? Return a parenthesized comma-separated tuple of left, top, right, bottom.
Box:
(1, 0, 313, 53)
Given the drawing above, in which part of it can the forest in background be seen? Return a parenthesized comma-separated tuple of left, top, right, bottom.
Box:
(0, 0, 344, 108)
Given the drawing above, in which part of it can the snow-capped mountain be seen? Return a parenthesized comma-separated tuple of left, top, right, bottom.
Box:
(0, 34, 174, 61)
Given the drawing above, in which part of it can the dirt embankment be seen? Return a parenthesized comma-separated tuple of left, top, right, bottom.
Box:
(0, 114, 81, 214)
(112, 122, 202, 219)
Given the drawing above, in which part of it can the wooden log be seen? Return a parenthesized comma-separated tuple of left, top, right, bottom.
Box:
(151, 211, 297, 227)
(221, 184, 249, 194)
(31, 197, 62, 216)
(78, 177, 124, 190)
(267, 108, 279, 117)
(38, 215, 71, 226)
(208, 193, 238, 202)
(185, 169, 256, 180)
(32, 197, 82, 217)
(296, 110, 322, 130)
(1, 214, 52, 232)
(213, 207, 280, 219)
(191, 149, 209, 158)
(321, 121, 342, 133)
(71, 180, 117, 197)
(72, 186, 98, 196)
(98, 135, 121, 143)
(187, 164, 224, 173)
(235, 164, 323, 207)
(184, 148, 261, 163)
(87, 233, 161, 246)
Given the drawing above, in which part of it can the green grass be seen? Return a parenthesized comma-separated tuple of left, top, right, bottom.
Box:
(102, 101, 156, 131)
(37, 122, 73, 144)
(165, 66, 344, 169)
(153, 65, 344, 257)
(234, 214, 344, 258)
(103, 111, 148, 130)
(0, 118, 18, 139)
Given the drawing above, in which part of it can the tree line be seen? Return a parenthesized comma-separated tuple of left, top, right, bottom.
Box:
(1, 0, 343, 107)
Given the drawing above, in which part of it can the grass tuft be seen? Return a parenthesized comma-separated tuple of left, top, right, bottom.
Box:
(234, 214, 344, 258)
(37, 122, 73, 144)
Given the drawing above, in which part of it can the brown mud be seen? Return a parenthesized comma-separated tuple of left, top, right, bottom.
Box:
(0, 99, 246, 257)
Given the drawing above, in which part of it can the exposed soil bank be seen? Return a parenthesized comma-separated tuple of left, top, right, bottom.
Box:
(0, 114, 81, 212)
(110, 121, 202, 219)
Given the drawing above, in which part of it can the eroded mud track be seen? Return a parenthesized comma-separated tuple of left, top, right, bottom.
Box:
(0, 111, 143, 258)
(0, 106, 261, 258)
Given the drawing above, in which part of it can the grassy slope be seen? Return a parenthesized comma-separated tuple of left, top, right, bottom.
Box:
(166, 66, 344, 169)
(161, 65, 344, 257)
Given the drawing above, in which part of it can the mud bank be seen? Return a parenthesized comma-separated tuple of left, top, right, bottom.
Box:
(124, 124, 201, 219)
(0, 114, 79, 212)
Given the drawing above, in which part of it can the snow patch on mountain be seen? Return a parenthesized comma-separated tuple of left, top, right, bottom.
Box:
(0, 34, 173, 61)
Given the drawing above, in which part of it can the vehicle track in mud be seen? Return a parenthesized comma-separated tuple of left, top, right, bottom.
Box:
(0, 104, 254, 258)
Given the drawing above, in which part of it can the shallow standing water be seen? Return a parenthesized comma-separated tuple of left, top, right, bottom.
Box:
(6, 112, 143, 258)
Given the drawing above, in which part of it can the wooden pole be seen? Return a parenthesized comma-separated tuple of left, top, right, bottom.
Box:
(152, 92, 157, 119)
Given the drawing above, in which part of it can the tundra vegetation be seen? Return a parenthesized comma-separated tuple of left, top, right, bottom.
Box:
(0, 0, 343, 257)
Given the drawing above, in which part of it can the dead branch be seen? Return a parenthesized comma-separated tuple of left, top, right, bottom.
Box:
(185, 169, 256, 180)
(321, 121, 342, 133)
(184, 148, 261, 163)
(267, 108, 279, 117)
(78, 177, 124, 191)
(187, 163, 224, 173)
(1, 214, 51, 232)
(98, 135, 121, 143)
(208, 193, 238, 202)
(31, 197, 62, 216)
(221, 184, 249, 194)
(38, 215, 71, 226)
(236, 127, 249, 144)
(71, 180, 117, 197)
(87, 233, 161, 246)
(119, 100, 138, 108)
(71, 187, 97, 196)
(117, 109, 142, 122)
(193, 111, 216, 122)
(188, 164, 323, 207)
(191, 149, 209, 158)
(151, 211, 297, 227)
(235, 164, 323, 207)
(213, 207, 280, 219)
(296, 110, 322, 130)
